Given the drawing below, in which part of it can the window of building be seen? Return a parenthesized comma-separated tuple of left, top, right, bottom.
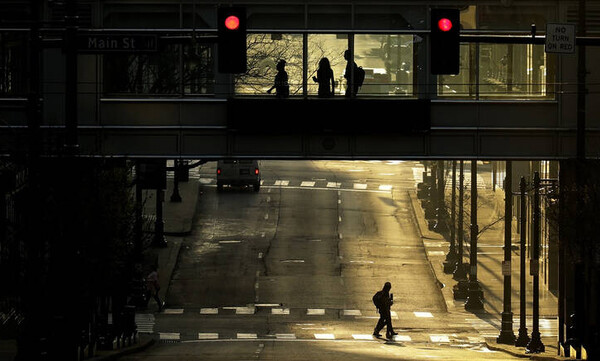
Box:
(307, 34, 347, 96)
(438, 43, 555, 99)
(0, 32, 27, 96)
(235, 33, 303, 95)
(354, 34, 415, 96)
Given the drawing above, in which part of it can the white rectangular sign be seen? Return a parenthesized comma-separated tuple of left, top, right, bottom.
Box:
(545, 23, 576, 54)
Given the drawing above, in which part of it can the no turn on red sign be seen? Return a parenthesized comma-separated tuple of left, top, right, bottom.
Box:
(545, 23, 576, 54)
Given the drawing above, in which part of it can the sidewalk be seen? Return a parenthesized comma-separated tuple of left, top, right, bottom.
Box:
(408, 187, 568, 361)
(93, 177, 200, 360)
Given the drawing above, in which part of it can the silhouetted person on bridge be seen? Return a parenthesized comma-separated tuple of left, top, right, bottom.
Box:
(373, 281, 398, 338)
(313, 57, 335, 97)
(344, 50, 364, 97)
(267, 59, 289, 98)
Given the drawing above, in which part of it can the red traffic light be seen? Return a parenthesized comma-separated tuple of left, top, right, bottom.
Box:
(438, 18, 453, 32)
(224, 15, 240, 30)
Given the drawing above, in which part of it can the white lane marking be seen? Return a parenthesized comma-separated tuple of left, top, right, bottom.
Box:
(271, 308, 290, 315)
(276, 334, 296, 339)
(338, 216, 342, 222)
(301, 181, 316, 187)
(343, 310, 362, 316)
(266, 196, 271, 203)
(349, 260, 374, 264)
(163, 309, 184, 315)
(159, 332, 181, 340)
(338, 233, 343, 239)
(392, 335, 412, 342)
(327, 182, 341, 188)
(264, 213, 269, 220)
(280, 259, 305, 263)
(390, 311, 399, 319)
(427, 251, 446, 256)
(353, 183, 368, 190)
(236, 307, 256, 315)
(352, 334, 374, 340)
(379, 184, 393, 191)
(200, 308, 218, 315)
(274, 180, 289, 186)
(199, 178, 213, 184)
(429, 334, 450, 343)
(414, 312, 434, 318)
(255, 303, 281, 307)
(219, 240, 242, 244)
(198, 333, 219, 340)
(260, 185, 390, 194)
(258, 252, 263, 259)
(237, 333, 257, 339)
(307, 309, 325, 315)
(314, 334, 335, 340)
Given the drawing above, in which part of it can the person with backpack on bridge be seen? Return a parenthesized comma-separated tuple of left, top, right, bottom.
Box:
(372, 281, 398, 339)
(344, 50, 365, 97)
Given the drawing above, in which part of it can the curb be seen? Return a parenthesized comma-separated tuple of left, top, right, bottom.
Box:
(89, 338, 156, 361)
(405, 190, 448, 313)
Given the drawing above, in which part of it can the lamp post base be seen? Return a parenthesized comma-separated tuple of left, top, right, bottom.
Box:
(526, 331, 545, 353)
(497, 312, 516, 344)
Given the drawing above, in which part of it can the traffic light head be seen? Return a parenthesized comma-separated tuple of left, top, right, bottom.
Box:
(218, 7, 247, 73)
(430, 9, 460, 75)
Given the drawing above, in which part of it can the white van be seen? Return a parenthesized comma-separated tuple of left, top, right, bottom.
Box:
(216, 159, 261, 192)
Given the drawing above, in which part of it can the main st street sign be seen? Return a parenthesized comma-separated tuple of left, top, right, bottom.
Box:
(77, 33, 158, 53)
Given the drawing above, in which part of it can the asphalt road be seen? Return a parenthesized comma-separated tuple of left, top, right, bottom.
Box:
(123, 160, 523, 360)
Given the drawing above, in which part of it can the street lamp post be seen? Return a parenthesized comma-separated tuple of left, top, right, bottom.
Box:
(465, 160, 484, 311)
(527, 172, 545, 353)
(453, 160, 469, 299)
(444, 160, 458, 273)
(498, 160, 516, 344)
(515, 176, 530, 347)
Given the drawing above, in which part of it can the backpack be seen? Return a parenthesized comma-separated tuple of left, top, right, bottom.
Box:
(372, 291, 383, 308)
(355, 65, 365, 88)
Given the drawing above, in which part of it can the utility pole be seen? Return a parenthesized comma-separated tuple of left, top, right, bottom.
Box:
(453, 160, 468, 299)
(515, 177, 530, 347)
(465, 160, 484, 311)
(527, 172, 545, 353)
(498, 160, 515, 344)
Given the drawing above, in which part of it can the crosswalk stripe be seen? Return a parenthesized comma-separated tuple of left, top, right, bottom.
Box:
(272, 308, 290, 315)
(301, 181, 316, 187)
(392, 335, 412, 342)
(159, 332, 180, 341)
(237, 333, 257, 339)
(352, 334, 374, 340)
(276, 333, 296, 339)
(314, 334, 335, 340)
(163, 309, 184, 315)
(343, 310, 362, 316)
(200, 308, 219, 315)
(414, 312, 434, 318)
(379, 184, 393, 191)
(307, 309, 325, 315)
(429, 334, 450, 343)
(198, 333, 219, 340)
(274, 180, 289, 186)
(353, 183, 368, 190)
(327, 182, 341, 188)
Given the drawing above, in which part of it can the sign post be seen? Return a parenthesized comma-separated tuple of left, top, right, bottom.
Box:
(545, 23, 576, 54)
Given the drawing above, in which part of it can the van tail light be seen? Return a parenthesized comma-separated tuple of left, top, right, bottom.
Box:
(255, 168, 259, 175)
(217, 168, 221, 175)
